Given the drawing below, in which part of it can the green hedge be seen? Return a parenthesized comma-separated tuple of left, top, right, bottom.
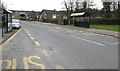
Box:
(42, 19, 59, 24)
(90, 18, 120, 25)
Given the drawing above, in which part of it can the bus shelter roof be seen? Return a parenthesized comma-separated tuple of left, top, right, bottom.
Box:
(70, 12, 89, 17)
(4, 9, 12, 13)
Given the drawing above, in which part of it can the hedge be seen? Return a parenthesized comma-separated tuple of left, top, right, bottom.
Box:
(90, 18, 120, 25)
(42, 19, 59, 24)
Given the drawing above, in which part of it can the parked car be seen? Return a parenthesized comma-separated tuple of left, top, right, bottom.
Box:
(12, 19, 21, 29)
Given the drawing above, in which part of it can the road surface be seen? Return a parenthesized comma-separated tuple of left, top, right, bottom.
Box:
(1, 21, 118, 69)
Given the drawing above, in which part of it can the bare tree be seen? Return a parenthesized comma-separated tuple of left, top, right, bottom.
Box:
(75, 0, 83, 11)
(0, 1, 4, 9)
(83, 0, 87, 9)
(69, 0, 74, 13)
(74, 0, 95, 11)
(63, 0, 74, 25)
(118, 1, 120, 18)
(102, 2, 112, 18)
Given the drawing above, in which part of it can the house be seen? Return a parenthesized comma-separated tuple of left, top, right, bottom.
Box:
(11, 10, 41, 21)
(40, 9, 67, 24)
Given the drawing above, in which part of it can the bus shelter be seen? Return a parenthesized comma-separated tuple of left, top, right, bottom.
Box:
(0, 8, 2, 28)
(2, 9, 12, 35)
(70, 12, 90, 28)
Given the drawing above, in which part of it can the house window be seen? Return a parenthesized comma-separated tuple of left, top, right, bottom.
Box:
(63, 16, 67, 19)
(44, 17, 46, 19)
(53, 14, 56, 19)
(44, 13, 46, 16)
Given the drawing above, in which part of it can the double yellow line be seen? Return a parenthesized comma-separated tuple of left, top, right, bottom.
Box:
(0, 28, 23, 47)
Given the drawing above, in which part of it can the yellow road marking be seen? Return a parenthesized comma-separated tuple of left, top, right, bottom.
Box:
(12, 59, 16, 69)
(67, 31, 72, 33)
(2, 60, 12, 69)
(113, 42, 120, 44)
(55, 65, 64, 70)
(0, 28, 23, 47)
(83, 33, 97, 36)
(26, 31, 28, 34)
(42, 51, 49, 57)
(23, 57, 29, 69)
(56, 27, 61, 29)
(0, 60, 2, 69)
(30, 37, 35, 40)
(28, 56, 45, 70)
(28, 34, 31, 36)
(34, 41, 40, 46)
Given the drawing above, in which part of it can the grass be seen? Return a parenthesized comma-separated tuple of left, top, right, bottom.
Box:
(90, 25, 120, 32)
(32, 21, 39, 22)
(28, 20, 120, 32)
(31, 21, 45, 23)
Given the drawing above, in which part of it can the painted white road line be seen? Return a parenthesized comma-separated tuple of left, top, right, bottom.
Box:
(71, 35, 105, 46)
(51, 29, 59, 33)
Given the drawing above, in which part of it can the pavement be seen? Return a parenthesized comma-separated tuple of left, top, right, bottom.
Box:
(0, 29, 18, 44)
(1, 21, 118, 69)
(0, 29, 2, 44)
(53, 24, 120, 38)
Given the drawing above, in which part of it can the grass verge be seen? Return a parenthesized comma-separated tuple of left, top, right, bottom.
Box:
(90, 25, 120, 32)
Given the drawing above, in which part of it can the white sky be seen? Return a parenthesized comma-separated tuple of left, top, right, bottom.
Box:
(1, 0, 103, 11)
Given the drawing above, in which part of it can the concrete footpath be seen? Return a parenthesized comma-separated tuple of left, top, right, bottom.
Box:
(0, 29, 18, 44)
(55, 24, 120, 38)
(0, 29, 2, 44)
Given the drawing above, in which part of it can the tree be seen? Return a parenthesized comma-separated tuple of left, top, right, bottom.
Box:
(63, 0, 74, 25)
(83, 0, 87, 9)
(102, 2, 111, 18)
(118, 1, 120, 18)
(0, 1, 4, 9)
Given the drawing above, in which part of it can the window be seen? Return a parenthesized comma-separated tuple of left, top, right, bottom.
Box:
(53, 14, 56, 19)
(44, 13, 46, 16)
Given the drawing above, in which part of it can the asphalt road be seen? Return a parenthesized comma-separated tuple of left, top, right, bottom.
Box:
(1, 21, 118, 69)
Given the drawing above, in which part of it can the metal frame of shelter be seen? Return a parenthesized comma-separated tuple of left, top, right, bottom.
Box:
(2, 9, 12, 36)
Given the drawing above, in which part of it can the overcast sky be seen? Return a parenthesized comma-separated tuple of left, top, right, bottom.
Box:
(1, 0, 103, 11)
